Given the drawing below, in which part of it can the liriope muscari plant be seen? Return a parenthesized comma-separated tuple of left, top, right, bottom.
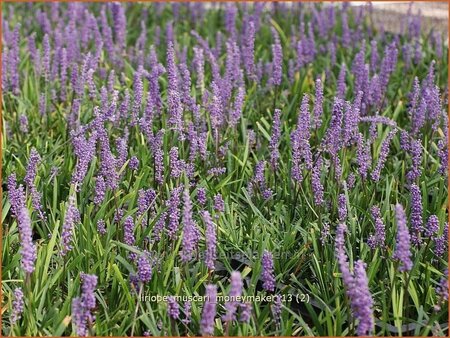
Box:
(2, 2, 448, 336)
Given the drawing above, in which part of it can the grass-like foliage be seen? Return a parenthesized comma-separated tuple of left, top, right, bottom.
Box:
(2, 2, 448, 336)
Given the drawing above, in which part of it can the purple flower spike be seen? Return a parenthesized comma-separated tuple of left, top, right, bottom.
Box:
(270, 28, 282, 86)
(72, 273, 98, 336)
(223, 271, 243, 322)
(272, 295, 282, 325)
(19, 114, 29, 133)
(11, 287, 24, 324)
(230, 86, 245, 127)
(93, 176, 106, 205)
(166, 186, 183, 239)
(311, 155, 324, 206)
(371, 129, 397, 182)
(337, 65, 346, 99)
(434, 222, 448, 257)
(313, 78, 324, 128)
(269, 109, 282, 171)
(24, 148, 40, 188)
(123, 216, 135, 246)
(24, 148, 45, 219)
(200, 284, 217, 336)
(137, 252, 153, 283)
(291, 94, 312, 182)
(202, 210, 217, 270)
(434, 269, 448, 312)
(352, 261, 375, 336)
(261, 250, 276, 292)
(338, 194, 347, 221)
(15, 206, 37, 275)
(167, 296, 180, 320)
(243, 21, 256, 81)
(239, 302, 252, 322)
(97, 219, 107, 236)
(8, 24, 21, 94)
(197, 187, 207, 206)
(410, 184, 423, 246)
(335, 223, 353, 292)
(8, 174, 25, 218)
(335, 223, 374, 336)
(213, 194, 225, 214)
(180, 189, 200, 262)
(71, 130, 97, 189)
(367, 206, 386, 249)
(425, 215, 439, 238)
(167, 42, 183, 134)
(169, 147, 184, 179)
(406, 139, 422, 182)
(61, 196, 81, 257)
(182, 301, 191, 325)
(356, 133, 371, 180)
(393, 204, 413, 272)
(129, 156, 139, 171)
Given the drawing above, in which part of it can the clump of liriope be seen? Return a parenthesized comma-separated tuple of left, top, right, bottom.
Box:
(2, 1, 448, 336)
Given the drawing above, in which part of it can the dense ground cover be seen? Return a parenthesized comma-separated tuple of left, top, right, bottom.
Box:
(1, 2, 448, 336)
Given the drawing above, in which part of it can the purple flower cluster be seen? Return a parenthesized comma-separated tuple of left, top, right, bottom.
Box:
(197, 187, 207, 206)
(291, 94, 313, 182)
(24, 148, 45, 219)
(424, 215, 439, 238)
(352, 261, 375, 336)
(269, 109, 282, 171)
(11, 287, 24, 325)
(261, 250, 276, 292)
(434, 222, 448, 257)
(137, 188, 156, 218)
(93, 176, 106, 205)
(167, 43, 183, 133)
(17, 207, 37, 274)
(223, 271, 243, 322)
(202, 210, 217, 270)
(167, 296, 180, 320)
(356, 133, 371, 180)
(129, 156, 139, 171)
(313, 78, 324, 128)
(270, 28, 282, 86)
(371, 129, 397, 182)
(393, 204, 413, 272)
(213, 194, 225, 214)
(335, 223, 374, 336)
(166, 186, 183, 239)
(123, 216, 135, 246)
(180, 189, 200, 262)
(3, 3, 448, 335)
(200, 284, 217, 335)
(272, 295, 282, 326)
(137, 252, 153, 283)
(311, 155, 324, 206)
(97, 219, 107, 236)
(182, 301, 192, 325)
(71, 131, 97, 189)
(410, 184, 423, 246)
(8, 174, 26, 218)
(367, 206, 386, 249)
(8, 174, 37, 274)
(434, 269, 448, 312)
(72, 273, 98, 336)
(61, 196, 81, 256)
(406, 139, 422, 182)
(337, 194, 347, 221)
(19, 114, 29, 133)
(249, 160, 272, 200)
